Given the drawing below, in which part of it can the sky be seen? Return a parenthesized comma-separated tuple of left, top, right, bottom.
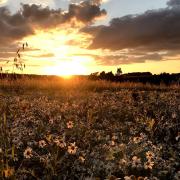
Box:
(0, 0, 180, 76)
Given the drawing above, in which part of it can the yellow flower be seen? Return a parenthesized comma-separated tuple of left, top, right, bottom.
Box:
(3, 167, 14, 178)
(146, 151, 154, 160)
(133, 136, 142, 143)
(68, 142, 77, 154)
(24, 147, 33, 159)
(54, 139, 66, 148)
(79, 156, 85, 163)
(132, 156, 141, 168)
(67, 121, 74, 129)
(144, 161, 154, 169)
(119, 159, 127, 166)
(38, 140, 47, 148)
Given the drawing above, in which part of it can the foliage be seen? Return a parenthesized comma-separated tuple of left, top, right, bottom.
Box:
(0, 43, 28, 75)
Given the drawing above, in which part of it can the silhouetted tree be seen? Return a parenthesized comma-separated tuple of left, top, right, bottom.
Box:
(99, 71, 106, 79)
(106, 71, 114, 80)
(116, 68, 122, 76)
(89, 72, 99, 80)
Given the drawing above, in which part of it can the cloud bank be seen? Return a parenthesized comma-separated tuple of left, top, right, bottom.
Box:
(0, 0, 106, 46)
(83, 0, 180, 52)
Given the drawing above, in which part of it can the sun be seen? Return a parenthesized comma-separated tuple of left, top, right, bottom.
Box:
(44, 59, 87, 77)
(21, 29, 97, 76)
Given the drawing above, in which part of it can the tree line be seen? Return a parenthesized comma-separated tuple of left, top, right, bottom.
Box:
(89, 68, 180, 85)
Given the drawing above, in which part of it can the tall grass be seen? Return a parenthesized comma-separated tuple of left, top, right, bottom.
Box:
(0, 77, 179, 95)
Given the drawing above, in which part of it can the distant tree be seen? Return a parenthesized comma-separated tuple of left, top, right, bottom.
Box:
(116, 68, 122, 76)
(89, 72, 99, 80)
(106, 71, 114, 80)
(99, 71, 106, 79)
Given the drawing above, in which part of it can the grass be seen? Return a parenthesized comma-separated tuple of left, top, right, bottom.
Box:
(0, 77, 179, 179)
(0, 76, 179, 94)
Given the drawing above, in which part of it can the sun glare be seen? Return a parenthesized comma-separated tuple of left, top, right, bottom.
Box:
(44, 60, 87, 76)
(21, 29, 98, 76)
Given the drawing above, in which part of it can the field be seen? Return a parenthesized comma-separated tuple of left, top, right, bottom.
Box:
(0, 77, 179, 180)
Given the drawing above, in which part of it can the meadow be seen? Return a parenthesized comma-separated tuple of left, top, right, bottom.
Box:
(0, 77, 179, 180)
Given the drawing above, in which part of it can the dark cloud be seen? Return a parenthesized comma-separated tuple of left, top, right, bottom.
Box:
(0, 6, 33, 46)
(99, 53, 164, 65)
(167, 0, 180, 7)
(70, 51, 164, 66)
(83, 1, 180, 53)
(0, 1, 106, 46)
(66, 1, 106, 24)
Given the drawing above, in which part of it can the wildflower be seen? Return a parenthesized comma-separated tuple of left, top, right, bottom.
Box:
(54, 139, 66, 148)
(132, 156, 141, 168)
(28, 130, 34, 136)
(23, 147, 33, 159)
(38, 140, 47, 148)
(144, 161, 154, 169)
(146, 151, 154, 160)
(3, 167, 14, 178)
(124, 176, 131, 180)
(133, 136, 142, 143)
(12, 137, 20, 144)
(49, 118, 54, 124)
(79, 156, 85, 163)
(68, 142, 77, 154)
(66, 121, 74, 129)
(124, 175, 136, 180)
(119, 158, 127, 166)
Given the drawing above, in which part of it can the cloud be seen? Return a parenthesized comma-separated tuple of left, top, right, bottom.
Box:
(71, 51, 164, 66)
(83, 1, 180, 53)
(0, 1, 106, 46)
(167, 0, 180, 7)
(0, 6, 33, 46)
(66, 1, 106, 24)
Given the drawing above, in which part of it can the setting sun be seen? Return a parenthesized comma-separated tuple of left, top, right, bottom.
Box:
(43, 59, 87, 76)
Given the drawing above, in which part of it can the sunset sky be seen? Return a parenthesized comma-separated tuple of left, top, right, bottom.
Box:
(0, 0, 180, 76)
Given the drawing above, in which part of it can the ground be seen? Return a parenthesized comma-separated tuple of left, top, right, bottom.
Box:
(0, 78, 179, 179)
